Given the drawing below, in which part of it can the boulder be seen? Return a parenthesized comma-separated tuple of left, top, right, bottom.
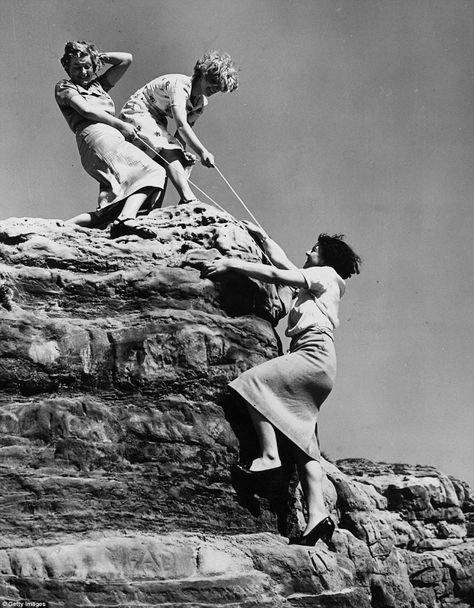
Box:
(0, 206, 473, 607)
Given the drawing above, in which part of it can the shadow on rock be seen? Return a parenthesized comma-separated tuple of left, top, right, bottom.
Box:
(220, 389, 296, 537)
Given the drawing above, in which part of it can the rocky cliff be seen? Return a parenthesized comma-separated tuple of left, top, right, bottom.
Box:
(0, 204, 473, 608)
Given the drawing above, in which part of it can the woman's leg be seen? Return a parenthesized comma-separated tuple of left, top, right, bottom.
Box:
(110, 187, 157, 239)
(67, 212, 94, 227)
(159, 149, 197, 202)
(116, 187, 152, 221)
(294, 450, 329, 535)
(246, 406, 282, 471)
(67, 187, 155, 228)
(167, 160, 197, 202)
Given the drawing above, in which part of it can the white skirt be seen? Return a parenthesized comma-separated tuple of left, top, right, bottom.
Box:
(76, 123, 166, 210)
(229, 327, 336, 460)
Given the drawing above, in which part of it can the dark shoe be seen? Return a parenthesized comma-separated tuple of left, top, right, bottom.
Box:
(232, 462, 288, 499)
(178, 198, 201, 205)
(110, 218, 156, 240)
(289, 516, 335, 548)
(230, 466, 261, 517)
(233, 462, 285, 479)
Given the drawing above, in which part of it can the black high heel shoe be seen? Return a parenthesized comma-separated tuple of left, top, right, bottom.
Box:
(289, 516, 335, 547)
(233, 463, 285, 479)
(231, 463, 288, 498)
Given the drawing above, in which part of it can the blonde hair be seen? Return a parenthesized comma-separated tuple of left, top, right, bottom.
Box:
(193, 50, 239, 93)
(60, 41, 102, 75)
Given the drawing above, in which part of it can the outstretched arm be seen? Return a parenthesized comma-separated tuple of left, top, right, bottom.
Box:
(99, 52, 133, 87)
(202, 257, 306, 288)
(171, 105, 214, 167)
(242, 221, 298, 270)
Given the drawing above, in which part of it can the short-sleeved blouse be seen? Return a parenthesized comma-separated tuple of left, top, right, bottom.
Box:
(285, 266, 346, 337)
(128, 74, 208, 125)
(55, 74, 115, 134)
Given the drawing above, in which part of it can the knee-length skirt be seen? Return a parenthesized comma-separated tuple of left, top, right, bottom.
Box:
(229, 327, 336, 460)
(76, 123, 166, 226)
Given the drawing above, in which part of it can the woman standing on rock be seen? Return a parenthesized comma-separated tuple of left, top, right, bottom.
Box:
(55, 41, 166, 239)
(203, 222, 361, 546)
(119, 50, 239, 205)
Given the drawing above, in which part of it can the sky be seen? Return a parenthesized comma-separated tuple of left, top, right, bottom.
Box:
(1, 0, 473, 489)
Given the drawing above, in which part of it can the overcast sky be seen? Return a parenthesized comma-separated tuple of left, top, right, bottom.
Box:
(1, 0, 473, 488)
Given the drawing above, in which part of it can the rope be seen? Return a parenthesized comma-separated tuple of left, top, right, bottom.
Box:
(212, 164, 274, 265)
(214, 165, 265, 231)
(135, 134, 264, 229)
(133, 133, 274, 265)
(134, 134, 229, 216)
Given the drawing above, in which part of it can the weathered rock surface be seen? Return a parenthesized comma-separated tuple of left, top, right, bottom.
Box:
(0, 205, 473, 607)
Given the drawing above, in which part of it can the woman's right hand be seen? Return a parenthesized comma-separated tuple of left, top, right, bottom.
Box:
(201, 257, 230, 279)
(117, 122, 137, 142)
(200, 149, 215, 168)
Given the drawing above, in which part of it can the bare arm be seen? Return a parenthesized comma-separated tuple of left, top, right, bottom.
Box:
(202, 257, 306, 288)
(68, 95, 136, 141)
(241, 220, 297, 270)
(173, 129, 187, 148)
(99, 52, 133, 87)
(171, 105, 214, 167)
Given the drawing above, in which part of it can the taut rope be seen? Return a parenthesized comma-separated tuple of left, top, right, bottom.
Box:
(133, 133, 273, 264)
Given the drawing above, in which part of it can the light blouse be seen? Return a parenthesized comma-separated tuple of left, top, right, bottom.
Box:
(285, 266, 346, 337)
(55, 74, 114, 134)
(127, 74, 208, 125)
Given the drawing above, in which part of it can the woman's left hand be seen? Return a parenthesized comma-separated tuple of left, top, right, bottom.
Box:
(201, 258, 230, 279)
(183, 151, 197, 167)
(117, 121, 137, 142)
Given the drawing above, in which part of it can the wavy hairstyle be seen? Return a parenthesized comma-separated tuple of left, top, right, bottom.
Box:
(60, 41, 102, 75)
(317, 234, 361, 279)
(193, 50, 239, 93)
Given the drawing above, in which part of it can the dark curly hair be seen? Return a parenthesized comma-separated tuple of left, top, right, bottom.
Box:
(60, 41, 102, 75)
(317, 233, 361, 279)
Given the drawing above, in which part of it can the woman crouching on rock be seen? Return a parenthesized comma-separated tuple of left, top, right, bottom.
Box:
(202, 221, 361, 546)
(55, 41, 166, 239)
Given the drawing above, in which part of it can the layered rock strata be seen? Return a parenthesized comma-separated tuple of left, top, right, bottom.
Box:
(0, 205, 472, 607)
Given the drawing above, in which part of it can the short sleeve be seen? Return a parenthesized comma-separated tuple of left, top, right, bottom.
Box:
(300, 267, 331, 297)
(55, 80, 80, 107)
(168, 77, 191, 109)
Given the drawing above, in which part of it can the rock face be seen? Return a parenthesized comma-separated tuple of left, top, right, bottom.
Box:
(0, 205, 473, 608)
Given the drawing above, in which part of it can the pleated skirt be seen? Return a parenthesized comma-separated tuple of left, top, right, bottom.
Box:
(76, 123, 166, 217)
(229, 327, 337, 460)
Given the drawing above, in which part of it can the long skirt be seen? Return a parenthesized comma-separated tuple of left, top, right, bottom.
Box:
(119, 94, 183, 157)
(229, 327, 336, 461)
(76, 123, 166, 227)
